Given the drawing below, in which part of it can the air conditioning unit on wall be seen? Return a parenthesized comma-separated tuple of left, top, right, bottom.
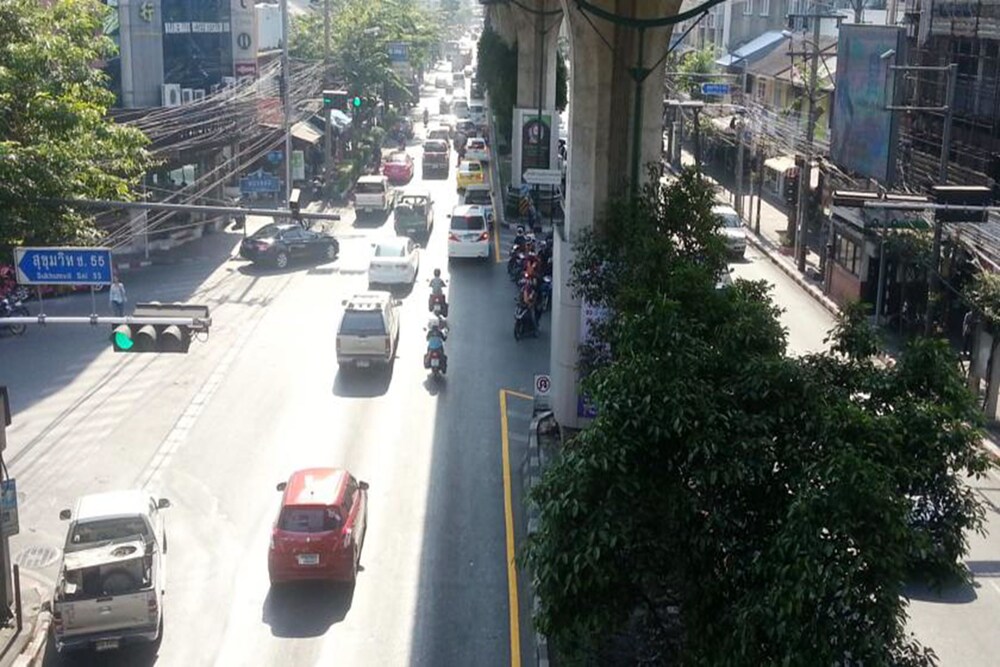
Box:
(162, 84, 182, 107)
(222, 76, 237, 88)
(181, 88, 194, 104)
(193, 89, 206, 102)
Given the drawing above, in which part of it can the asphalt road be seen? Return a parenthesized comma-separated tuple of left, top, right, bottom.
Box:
(734, 244, 1000, 666)
(1, 80, 547, 666)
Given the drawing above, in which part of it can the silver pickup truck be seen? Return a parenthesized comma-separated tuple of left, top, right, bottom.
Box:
(50, 490, 170, 653)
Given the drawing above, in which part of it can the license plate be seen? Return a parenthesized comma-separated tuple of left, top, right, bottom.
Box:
(356, 360, 370, 368)
(95, 639, 120, 652)
(431, 358, 440, 368)
(297, 553, 319, 566)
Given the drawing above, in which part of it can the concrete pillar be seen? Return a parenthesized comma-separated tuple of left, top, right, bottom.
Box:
(550, 0, 680, 429)
(511, 0, 562, 111)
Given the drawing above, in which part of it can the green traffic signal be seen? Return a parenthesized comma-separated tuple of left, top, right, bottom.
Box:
(352, 96, 362, 108)
(113, 326, 135, 350)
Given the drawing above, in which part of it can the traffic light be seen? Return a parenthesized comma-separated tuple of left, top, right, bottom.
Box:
(351, 95, 363, 109)
(323, 89, 348, 109)
(112, 303, 211, 354)
(932, 185, 991, 224)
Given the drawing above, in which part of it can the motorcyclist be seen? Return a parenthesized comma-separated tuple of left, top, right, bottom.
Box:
(512, 225, 529, 248)
(425, 317, 449, 370)
(520, 281, 539, 335)
(423, 108, 429, 126)
(428, 268, 448, 313)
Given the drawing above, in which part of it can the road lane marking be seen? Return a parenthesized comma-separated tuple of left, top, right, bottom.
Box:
(499, 389, 522, 667)
(494, 227, 503, 263)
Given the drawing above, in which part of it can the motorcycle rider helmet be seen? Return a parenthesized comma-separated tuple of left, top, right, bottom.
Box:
(516, 225, 525, 235)
(433, 268, 441, 277)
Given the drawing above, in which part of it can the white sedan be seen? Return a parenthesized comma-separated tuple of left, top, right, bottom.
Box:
(369, 236, 420, 287)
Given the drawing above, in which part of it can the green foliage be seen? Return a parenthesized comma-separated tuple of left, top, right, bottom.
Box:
(965, 272, 1000, 325)
(0, 0, 151, 255)
(555, 47, 568, 113)
(477, 28, 517, 142)
(677, 47, 718, 98)
(290, 0, 441, 105)
(522, 169, 990, 665)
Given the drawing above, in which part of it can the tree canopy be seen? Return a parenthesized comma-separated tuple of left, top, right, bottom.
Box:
(477, 27, 517, 141)
(0, 0, 150, 256)
(522, 169, 992, 665)
(290, 0, 441, 105)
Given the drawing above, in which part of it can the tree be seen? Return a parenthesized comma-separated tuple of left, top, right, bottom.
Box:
(522, 168, 990, 665)
(677, 46, 718, 99)
(290, 0, 441, 106)
(476, 27, 517, 142)
(555, 45, 569, 113)
(0, 0, 150, 256)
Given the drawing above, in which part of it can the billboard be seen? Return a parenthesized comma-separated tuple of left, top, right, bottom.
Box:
(161, 0, 233, 89)
(511, 108, 561, 187)
(830, 25, 906, 185)
(231, 0, 257, 80)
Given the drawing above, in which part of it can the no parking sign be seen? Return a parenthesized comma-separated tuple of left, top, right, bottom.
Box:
(534, 374, 552, 412)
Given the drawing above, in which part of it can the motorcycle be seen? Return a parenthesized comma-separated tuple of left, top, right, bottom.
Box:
(1, 297, 29, 336)
(513, 298, 538, 340)
(424, 347, 447, 377)
(538, 275, 552, 313)
(428, 292, 449, 317)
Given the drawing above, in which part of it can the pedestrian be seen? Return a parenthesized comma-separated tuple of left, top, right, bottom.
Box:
(109, 277, 127, 318)
(963, 309, 977, 357)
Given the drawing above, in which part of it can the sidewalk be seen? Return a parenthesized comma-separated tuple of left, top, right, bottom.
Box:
(0, 572, 47, 667)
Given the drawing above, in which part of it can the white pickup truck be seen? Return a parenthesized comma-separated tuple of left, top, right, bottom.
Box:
(50, 490, 170, 653)
(354, 175, 395, 217)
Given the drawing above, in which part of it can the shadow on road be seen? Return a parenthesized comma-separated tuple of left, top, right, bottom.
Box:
(236, 257, 339, 278)
(332, 365, 394, 398)
(262, 582, 354, 638)
(353, 209, 392, 229)
(966, 560, 1000, 577)
(904, 580, 979, 604)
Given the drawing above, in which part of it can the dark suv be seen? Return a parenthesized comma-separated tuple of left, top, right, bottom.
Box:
(422, 139, 450, 179)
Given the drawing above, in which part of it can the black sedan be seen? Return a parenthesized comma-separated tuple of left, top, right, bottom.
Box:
(239, 223, 339, 269)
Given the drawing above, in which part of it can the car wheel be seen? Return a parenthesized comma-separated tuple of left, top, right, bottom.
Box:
(274, 251, 289, 269)
(326, 243, 338, 260)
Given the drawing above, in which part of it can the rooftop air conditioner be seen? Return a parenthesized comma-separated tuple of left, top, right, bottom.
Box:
(193, 89, 206, 102)
(222, 76, 237, 88)
(181, 88, 194, 104)
(210, 84, 221, 95)
(162, 83, 181, 107)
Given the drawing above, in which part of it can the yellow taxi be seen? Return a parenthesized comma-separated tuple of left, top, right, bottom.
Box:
(456, 159, 485, 192)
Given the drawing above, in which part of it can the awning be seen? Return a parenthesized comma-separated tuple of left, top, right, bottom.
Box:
(715, 30, 787, 68)
(764, 155, 796, 174)
(291, 121, 323, 145)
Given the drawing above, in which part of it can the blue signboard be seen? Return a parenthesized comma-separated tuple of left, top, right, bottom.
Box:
(387, 42, 409, 63)
(240, 173, 281, 194)
(1, 479, 18, 537)
(14, 247, 113, 286)
(700, 82, 731, 96)
(267, 150, 284, 164)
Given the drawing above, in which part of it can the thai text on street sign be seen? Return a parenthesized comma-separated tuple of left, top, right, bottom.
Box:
(523, 168, 562, 186)
(14, 247, 113, 286)
(700, 82, 731, 96)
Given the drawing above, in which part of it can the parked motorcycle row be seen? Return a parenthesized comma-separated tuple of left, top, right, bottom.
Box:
(508, 227, 553, 341)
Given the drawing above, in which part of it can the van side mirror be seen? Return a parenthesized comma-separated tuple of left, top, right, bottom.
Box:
(276, 482, 287, 492)
(359, 481, 370, 491)
(59, 509, 71, 521)
(157, 498, 171, 509)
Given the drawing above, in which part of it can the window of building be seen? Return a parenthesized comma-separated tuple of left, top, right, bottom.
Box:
(756, 80, 768, 102)
(760, 0, 770, 16)
(836, 235, 862, 276)
(744, 0, 754, 15)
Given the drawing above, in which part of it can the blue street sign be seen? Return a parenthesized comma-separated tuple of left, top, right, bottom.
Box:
(700, 82, 731, 96)
(387, 42, 409, 63)
(14, 247, 113, 286)
(267, 150, 284, 164)
(240, 174, 281, 194)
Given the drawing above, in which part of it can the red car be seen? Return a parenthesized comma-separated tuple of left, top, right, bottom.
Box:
(268, 468, 369, 585)
(382, 151, 414, 184)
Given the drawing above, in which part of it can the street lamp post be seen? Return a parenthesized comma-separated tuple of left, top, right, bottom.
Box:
(280, 0, 292, 203)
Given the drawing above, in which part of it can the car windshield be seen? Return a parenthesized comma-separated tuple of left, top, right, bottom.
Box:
(375, 243, 406, 257)
(251, 223, 286, 239)
(388, 154, 408, 164)
(452, 215, 485, 231)
(278, 506, 343, 533)
(69, 517, 151, 547)
(356, 181, 386, 194)
(340, 311, 386, 335)
(424, 141, 447, 152)
(717, 212, 741, 228)
(429, 130, 449, 141)
(462, 162, 481, 173)
(465, 190, 490, 205)
(469, 140, 485, 149)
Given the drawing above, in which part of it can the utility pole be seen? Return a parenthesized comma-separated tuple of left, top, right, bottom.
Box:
(925, 64, 958, 335)
(280, 0, 293, 203)
(322, 0, 333, 201)
(794, 7, 822, 273)
(734, 66, 747, 218)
